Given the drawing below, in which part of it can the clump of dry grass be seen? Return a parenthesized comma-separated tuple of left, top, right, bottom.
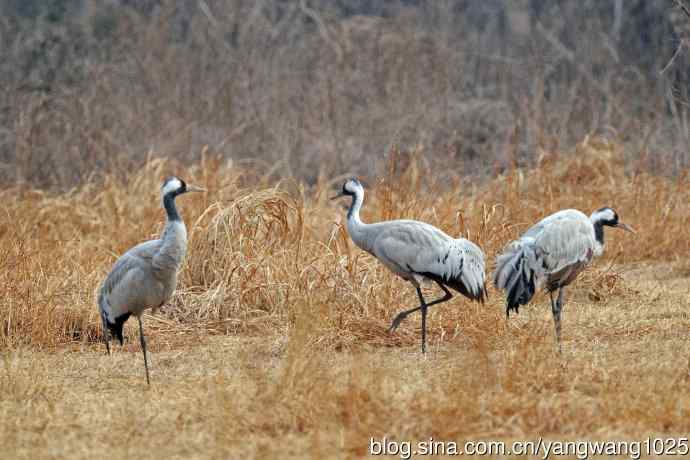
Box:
(1, 139, 689, 458)
(1, 138, 688, 351)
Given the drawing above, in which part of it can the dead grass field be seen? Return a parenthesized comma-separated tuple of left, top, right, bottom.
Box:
(1, 138, 689, 459)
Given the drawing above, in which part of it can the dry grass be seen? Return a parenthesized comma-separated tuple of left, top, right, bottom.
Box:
(1, 138, 689, 458)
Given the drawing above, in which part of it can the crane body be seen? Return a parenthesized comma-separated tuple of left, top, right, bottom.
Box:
(98, 176, 204, 384)
(333, 178, 486, 353)
(494, 207, 634, 348)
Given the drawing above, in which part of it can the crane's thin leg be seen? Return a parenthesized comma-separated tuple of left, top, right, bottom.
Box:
(389, 282, 453, 332)
(550, 290, 562, 354)
(557, 288, 565, 354)
(101, 317, 111, 356)
(137, 316, 151, 385)
(104, 330, 111, 356)
(420, 290, 428, 354)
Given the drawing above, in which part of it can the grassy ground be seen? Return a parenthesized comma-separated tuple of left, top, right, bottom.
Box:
(1, 138, 689, 459)
(2, 262, 689, 459)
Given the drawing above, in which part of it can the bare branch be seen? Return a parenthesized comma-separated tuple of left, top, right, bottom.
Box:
(535, 21, 610, 96)
(661, 0, 690, 74)
(660, 38, 686, 75)
(674, 0, 690, 19)
(298, 0, 343, 63)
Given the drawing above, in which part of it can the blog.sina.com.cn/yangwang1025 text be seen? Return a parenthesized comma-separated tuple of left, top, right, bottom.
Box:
(369, 436, 690, 459)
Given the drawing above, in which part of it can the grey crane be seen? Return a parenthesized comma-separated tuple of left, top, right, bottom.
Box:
(98, 176, 205, 384)
(494, 207, 634, 349)
(331, 178, 486, 353)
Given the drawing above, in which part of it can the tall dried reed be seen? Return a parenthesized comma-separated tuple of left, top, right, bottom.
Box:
(1, 137, 687, 352)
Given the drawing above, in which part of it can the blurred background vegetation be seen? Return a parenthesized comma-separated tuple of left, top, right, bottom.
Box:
(1, 0, 688, 188)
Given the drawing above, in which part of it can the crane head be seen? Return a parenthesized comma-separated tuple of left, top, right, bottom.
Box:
(161, 176, 206, 197)
(591, 207, 635, 233)
(330, 177, 363, 200)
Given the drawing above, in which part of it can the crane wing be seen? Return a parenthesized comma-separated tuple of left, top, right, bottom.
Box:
(522, 209, 589, 239)
(371, 221, 486, 301)
(494, 209, 595, 313)
(534, 214, 595, 274)
(98, 240, 163, 322)
(420, 238, 486, 301)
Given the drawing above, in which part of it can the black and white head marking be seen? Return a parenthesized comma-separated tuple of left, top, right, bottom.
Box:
(591, 207, 619, 227)
(161, 176, 187, 221)
(342, 177, 362, 196)
(161, 176, 187, 197)
(341, 178, 363, 219)
(590, 207, 620, 245)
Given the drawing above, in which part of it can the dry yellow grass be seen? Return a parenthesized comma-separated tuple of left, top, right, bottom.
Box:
(1, 138, 689, 459)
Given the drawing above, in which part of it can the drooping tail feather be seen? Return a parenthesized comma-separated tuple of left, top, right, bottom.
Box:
(445, 275, 487, 303)
(419, 270, 486, 303)
(493, 241, 544, 317)
(98, 293, 129, 345)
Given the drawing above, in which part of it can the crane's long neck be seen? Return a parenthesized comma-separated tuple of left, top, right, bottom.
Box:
(164, 193, 181, 222)
(157, 193, 188, 270)
(591, 219, 605, 257)
(346, 189, 371, 251)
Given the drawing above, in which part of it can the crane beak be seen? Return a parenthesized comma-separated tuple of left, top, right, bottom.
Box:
(615, 222, 635, 233)
(330, 192, 345, 201)
(186, 185, 207, 193)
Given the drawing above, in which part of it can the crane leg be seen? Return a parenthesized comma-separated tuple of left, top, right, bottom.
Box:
(421, 300, 428, 354)
(101, 317, 111, 356)
(557, 288, 565, 311)
(389, 283, 454, 354)
(104, 331, 111, 356)
(550, 290, 562, 353)
(389, 282, 453, 333)
(137, 316, 151, 385)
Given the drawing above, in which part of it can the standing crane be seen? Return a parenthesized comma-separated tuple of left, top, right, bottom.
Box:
(331, 178, 486, 353)
(98, 176, 205, 384)
(494, 207, 634, 349)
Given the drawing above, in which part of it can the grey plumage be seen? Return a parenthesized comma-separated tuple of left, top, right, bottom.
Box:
(98, 176, 205, 384)
(494, 207, 634, 349)
(332, 178, 486, 353)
